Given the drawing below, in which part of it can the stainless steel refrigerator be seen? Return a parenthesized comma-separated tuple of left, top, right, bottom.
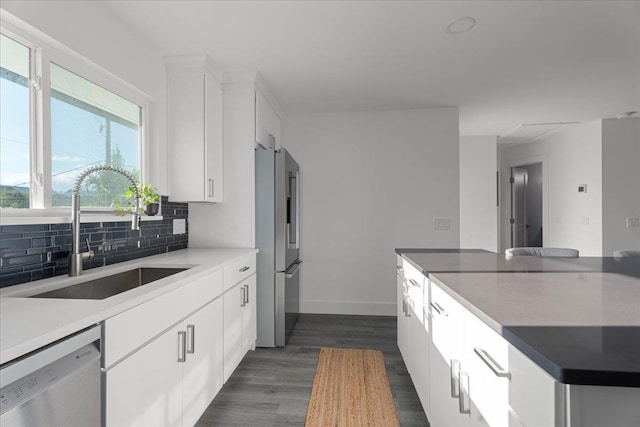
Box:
(255, 148, 301, 347)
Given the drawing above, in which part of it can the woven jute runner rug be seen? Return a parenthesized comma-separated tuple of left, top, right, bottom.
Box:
(305, 348, 401, 427)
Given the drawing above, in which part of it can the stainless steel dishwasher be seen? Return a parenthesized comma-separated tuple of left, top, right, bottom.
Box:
(0, 325, 101, 427)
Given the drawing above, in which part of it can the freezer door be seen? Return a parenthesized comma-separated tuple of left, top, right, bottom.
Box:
(275, 149, 300, 271)
(276, 260, 301, 347)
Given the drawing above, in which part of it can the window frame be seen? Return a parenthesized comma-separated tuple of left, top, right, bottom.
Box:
(0, 16, 150, 222)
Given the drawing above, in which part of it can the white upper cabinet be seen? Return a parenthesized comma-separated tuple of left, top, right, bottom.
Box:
(255, 90, 281, 149)
(166, 54, 223, 203)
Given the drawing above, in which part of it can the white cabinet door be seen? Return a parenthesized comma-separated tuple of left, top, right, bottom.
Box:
(509, 343, 561, 427)
(182, 297, 224, 427)
(463, 310, 510, 427)
(166, 55, 223, 203)
(408, 277, 430, 418)
(396, 269, 409, 361)
(223, 282, 245, 382)
(204, 72, 223, 202)
(429, 281, 469, 427)
(242, 274, 257, 352)
(105, 323, 184, 427)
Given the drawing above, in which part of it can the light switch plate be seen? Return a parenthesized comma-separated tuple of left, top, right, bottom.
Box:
(173, 218, 186, 235)
(627, 217, 640, 228)
(434, 218, 451, 231)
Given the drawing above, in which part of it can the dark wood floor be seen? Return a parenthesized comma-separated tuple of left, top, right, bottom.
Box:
(195, 314, 429, 426)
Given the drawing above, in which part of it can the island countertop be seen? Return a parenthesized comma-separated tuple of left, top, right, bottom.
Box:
(396, 248, 640, 279)
(0, 248, 257, 365)
(398, 250, 640, 387)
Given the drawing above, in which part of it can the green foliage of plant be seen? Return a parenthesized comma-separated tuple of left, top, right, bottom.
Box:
(114, 182, 160, 213)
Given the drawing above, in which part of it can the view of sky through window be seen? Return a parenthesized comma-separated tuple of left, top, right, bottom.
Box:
(0, 43, 142, 209)
(0, 33, 31, 208)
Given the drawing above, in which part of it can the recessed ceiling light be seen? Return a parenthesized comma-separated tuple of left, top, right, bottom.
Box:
(446, 17, 476, 35)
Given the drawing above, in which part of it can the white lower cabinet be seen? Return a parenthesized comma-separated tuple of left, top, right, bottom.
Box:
(106, 322, 184, 427)
(396, 262, 409, 362)
(429, 281, 468, 427)
(407, 273, 430, 418)
(105, 297, 223, 427)
(397, 255, 431, 417)
(463, 307, 511, 427)
(103, 252, 257, 427)
(223, 274, 256, 382)
(181, 298, 224, 427)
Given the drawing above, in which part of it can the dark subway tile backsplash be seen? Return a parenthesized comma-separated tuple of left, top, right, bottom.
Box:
(0, 197, 188, 288)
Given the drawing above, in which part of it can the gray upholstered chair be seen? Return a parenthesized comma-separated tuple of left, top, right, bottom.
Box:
(505, 247, 579, 259)
(613, 250, 640, 259)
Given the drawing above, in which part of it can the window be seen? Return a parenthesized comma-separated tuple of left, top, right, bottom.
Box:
(50, 63, 141, 207)
(0, 27, 145, 211)
(0, 33, 31, 208)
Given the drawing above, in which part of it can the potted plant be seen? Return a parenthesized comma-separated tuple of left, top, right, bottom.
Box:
(114, 183, 161, 216)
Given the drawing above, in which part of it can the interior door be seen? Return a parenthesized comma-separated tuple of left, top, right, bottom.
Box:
(510, 168, 528, 248)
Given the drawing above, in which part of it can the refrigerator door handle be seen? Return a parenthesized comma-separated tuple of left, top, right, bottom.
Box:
(285, 260, 302, 278)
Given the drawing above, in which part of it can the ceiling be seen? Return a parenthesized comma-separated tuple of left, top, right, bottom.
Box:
(104, 0, 640, 136)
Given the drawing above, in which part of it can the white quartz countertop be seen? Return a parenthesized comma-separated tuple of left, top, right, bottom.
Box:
(429, 272, 640, 330)
(0, 248, 257, 364)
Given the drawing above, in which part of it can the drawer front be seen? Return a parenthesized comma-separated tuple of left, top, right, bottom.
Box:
(396, 255, 405, 279)
(402, 257, 425, 289)
(104, 269, 223, 367)
(464, 310, 510, 427)
(430, 282, 464, 364)
(224, 253, 256, 291)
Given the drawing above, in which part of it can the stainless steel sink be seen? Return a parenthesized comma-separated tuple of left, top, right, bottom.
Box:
(30, 267, 189, 300)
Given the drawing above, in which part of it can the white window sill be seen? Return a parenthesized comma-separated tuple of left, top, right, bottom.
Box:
(0, 208, 163, 226)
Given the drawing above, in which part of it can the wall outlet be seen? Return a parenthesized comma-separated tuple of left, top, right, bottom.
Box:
(627, 217, 640, 228)
(173, 218, 186, 235)
(578, 184, 587, 193)
(434, 218, 451, 231)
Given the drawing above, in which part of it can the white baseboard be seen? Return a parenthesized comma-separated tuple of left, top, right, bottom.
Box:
(299, 299, 396, 316)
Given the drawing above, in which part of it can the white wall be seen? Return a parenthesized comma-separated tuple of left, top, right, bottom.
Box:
(1, 1, 168, 193)
(499, 121, 603, 255)
(602, 117, 640, 255)
(285, 108, 460, 316)
(459, 136, 498, 252)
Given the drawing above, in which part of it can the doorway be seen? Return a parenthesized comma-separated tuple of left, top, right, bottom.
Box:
(510, 162, 543, 248)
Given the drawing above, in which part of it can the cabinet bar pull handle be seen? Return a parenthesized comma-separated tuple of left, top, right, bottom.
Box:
(458, 371, 470, 414)
(187, 324, 195, 354)
(450, 359, 461, 397)
(178, 331, 187, 362)
(244, 284, 249, 304)
(474, 347, 511, 378)
(211, 178, 214, 197)
(401, 292, 407, 315)
(430, 301, 446, 316)
(409, 278, 420, 287)
(403, 292, 411, 317)
(240, 286, 246, 307)
(239, 266, 250, 272)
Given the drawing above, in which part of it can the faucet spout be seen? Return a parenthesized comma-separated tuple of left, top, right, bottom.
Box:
(69, 165, 141, 277)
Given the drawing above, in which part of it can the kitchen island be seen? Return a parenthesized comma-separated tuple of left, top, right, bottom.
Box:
(396, 249, 640, 427)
